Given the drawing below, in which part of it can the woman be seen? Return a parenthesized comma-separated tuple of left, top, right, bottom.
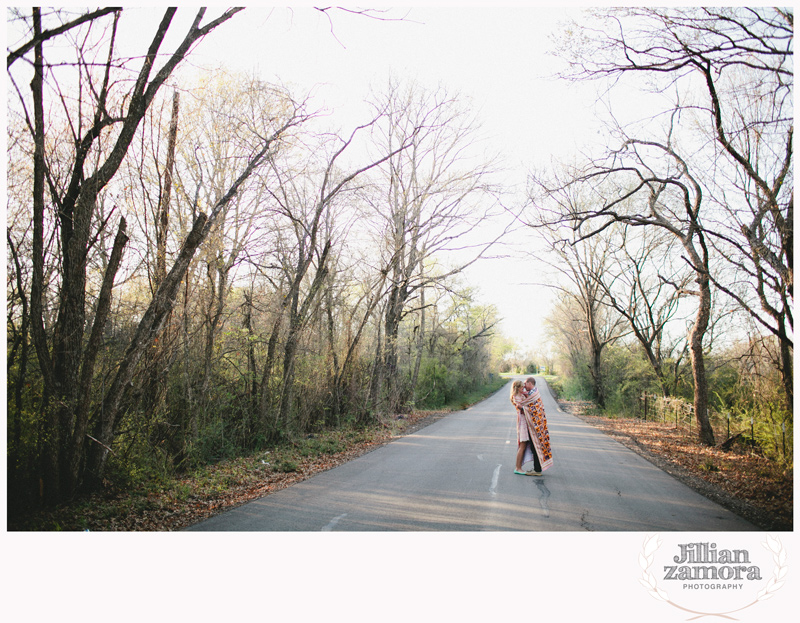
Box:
(510, 378, 553, 476)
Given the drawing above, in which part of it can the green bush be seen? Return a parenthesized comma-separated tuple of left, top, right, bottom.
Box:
(560, 374, 593, 401)
(417, 359, 451, 408)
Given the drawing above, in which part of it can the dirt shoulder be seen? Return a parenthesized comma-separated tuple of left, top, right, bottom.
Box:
(560, 399, 792, 531)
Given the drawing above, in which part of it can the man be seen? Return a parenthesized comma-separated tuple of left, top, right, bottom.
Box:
(523, 376, 537, 397)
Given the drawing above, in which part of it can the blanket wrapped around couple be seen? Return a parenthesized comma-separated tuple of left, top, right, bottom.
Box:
(514, 388, 554, 472)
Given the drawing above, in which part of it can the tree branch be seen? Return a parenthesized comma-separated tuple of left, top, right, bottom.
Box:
(7, 7, 122, 68)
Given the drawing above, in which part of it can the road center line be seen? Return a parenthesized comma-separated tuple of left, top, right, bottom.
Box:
(490, 464, 502, 496)
(321, 513, 347, 531)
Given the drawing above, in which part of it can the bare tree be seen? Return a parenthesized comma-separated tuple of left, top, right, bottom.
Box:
(86, 107, 309, 480)
(533, 210, 627, 407)
(7, 7, 121, 68)
(555, 5, 793, 414)
(544, 292, 593, 384)
(321, 229, 391, 422)
(366, 79, 504, 413)
(530, 124, 719, 444)
(108, 87, 183, 427)
(165, 74, 303, 441)
(591, 225, 692, 397)
(254, 115, 419, 437)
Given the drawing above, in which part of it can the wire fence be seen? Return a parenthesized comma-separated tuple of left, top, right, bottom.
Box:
(637, 393, 791, 461)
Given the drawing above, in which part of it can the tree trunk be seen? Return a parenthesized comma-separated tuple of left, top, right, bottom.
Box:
(778, 318, 793, 411)
(200, 259, 229, 415)
(155, 89, 179, 288)
(29, 8, 52, 395)
(49, 186, 96, 501)
(690, 273, 715, 446)
(410, 286, 425, 396)
(586, 308, 606, 409)
(259, 312, 284, 436)
(141, 88, 180, 420)
(337, 275, 388, 418)
(243, 290, 259, 425)
(325, 288, 342, 421)
(29, 8, 59, 503)
(368, 313, 384, 417)
(65, 218, 128, 493)
(383, 282, 405, 413)
(277, 251, 331, 431)
(182, 276, 196, 443)
(277, 327, 300, 433)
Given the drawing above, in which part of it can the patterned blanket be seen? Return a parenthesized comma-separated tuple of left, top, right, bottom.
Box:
(514, 388, 554, 471)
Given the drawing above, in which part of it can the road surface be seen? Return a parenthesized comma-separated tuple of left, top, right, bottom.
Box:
(186, 377, 756, 531)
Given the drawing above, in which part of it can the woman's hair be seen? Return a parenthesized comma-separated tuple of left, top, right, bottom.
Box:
(510, 380, 523, 403)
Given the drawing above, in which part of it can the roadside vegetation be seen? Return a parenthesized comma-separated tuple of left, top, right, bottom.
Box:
(517, 7, 792, 531)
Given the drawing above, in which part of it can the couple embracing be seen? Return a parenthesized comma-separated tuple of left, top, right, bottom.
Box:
(510, 377, 553, 476)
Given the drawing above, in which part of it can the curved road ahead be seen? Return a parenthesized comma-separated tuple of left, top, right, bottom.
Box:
(186, 377, 756, 531)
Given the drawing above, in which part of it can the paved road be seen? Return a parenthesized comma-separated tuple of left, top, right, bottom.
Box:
(186, 377, 756, 531)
